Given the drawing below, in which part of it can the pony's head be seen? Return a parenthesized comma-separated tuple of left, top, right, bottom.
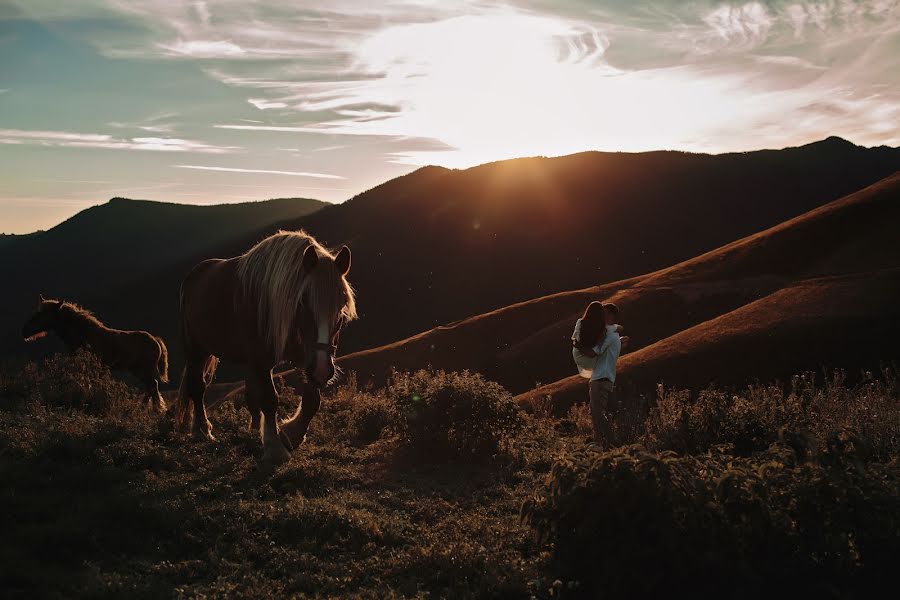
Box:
(22, 295, 61, 341)
(236, 230, 357, 387)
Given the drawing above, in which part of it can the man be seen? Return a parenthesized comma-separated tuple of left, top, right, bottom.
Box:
(589, 303, 629, 443)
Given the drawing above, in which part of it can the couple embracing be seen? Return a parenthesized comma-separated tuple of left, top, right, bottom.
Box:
(572, 301, 629, 442)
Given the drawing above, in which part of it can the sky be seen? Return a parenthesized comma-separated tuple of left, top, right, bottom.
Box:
(1, 0, 898, 234)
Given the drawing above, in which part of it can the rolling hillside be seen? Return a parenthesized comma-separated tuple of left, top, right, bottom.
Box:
(0, 196, 326, 358)
(81, 137, 900, 373)
(3, 138, 898, 381)
(335, 172, 900, 408)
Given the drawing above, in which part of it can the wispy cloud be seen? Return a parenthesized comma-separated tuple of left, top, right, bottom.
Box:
(159, 39, 245, 58)
(173, 164, 345, 179)
(215, 124, 322, 133)
(700, 2, 774, 52)
(0, 128, 236, 153)
(247, 98, 288, 110)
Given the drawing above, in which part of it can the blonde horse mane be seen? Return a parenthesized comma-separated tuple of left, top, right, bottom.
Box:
(235, 230, 356, 359)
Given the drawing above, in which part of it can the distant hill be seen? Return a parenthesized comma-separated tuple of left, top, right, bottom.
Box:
(3, 138, 899, 382)
(358, 170, 897, 411)
(327, 172, 900, 410)
(0, 196, 326, 358)
(73, 137, 900, 372)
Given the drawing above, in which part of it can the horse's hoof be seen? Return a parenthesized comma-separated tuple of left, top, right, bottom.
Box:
(192, 421, 216, 442)
(192, 430, 216, 442)
(261, 441, 291, 465)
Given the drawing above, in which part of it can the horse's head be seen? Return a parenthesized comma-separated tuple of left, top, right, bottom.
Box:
(22, 295, 60, 341)
(296, 245, 355, 387)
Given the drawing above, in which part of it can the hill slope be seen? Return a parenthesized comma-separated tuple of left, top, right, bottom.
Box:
(337, 172, 900, 406)
(0, 197, 326, 357)
(86, 138, 900, 369)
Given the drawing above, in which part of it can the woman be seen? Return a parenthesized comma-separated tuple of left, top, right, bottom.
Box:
(572, 301, 608, 377)
(572, 301, 629, 442)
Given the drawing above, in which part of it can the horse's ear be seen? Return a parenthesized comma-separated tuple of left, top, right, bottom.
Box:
(302, 245, 319, 272)
(335, 246, 351, 276)
(37, 294, 45, 308)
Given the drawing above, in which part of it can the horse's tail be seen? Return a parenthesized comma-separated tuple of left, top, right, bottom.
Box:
(155, 336, 169, 383)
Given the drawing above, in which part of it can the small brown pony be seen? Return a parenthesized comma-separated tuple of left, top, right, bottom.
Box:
(22, 296, 169, 411)
(174, 229, 356, 464)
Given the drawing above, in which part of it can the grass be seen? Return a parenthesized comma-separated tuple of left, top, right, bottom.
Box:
(1, 354, 898, 598)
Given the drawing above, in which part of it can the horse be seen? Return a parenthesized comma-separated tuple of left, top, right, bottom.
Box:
(173, 229, 356, 465)
(22, 296, 169, 412)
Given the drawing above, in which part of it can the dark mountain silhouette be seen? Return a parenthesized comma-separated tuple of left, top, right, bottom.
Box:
(323, 172, 899, 408)
(0, 196, 326, 359)
(240, 137, 900, 353)
(3, 138, 899, 382)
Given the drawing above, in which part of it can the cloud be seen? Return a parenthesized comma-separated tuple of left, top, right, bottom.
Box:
(700, 2, 773, 51)
(0, 128, 237, 153)
(159, 39, 245, 58)
(173, 164, 345, 179)
(248, 98, 288, 110)
(9, 0, 900, 169)
(215, 124, 323, 133)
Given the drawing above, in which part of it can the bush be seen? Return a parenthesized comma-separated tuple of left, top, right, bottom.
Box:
(347, 393, 395, 444)
(0, 350, 138, 414)
(522, 442, 900, 599)
(389, 369, 523, 461)
(644, 370, 900, 459)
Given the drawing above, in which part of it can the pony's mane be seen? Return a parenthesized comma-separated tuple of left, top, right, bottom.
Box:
(235, 230, 356, 359)
(56, 301, 106, 330)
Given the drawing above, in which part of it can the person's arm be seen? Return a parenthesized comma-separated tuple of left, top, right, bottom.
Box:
(593, 331, 614, 355)
(615, 324, 624, 334)
(620, 335, 630, 351)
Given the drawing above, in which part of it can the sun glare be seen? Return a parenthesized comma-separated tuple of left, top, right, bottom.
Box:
(338, 12, 800, 167)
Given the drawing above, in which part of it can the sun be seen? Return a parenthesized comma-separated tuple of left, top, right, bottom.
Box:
(340, 12, 762, 167)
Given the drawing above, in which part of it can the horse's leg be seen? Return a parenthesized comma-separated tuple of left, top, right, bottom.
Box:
(187, 356, 215, 441)
(253, 368, 290, 464)
(243, 374, 262, 433)
(145, 377, 167, 414)
(280, 381, 322, 450)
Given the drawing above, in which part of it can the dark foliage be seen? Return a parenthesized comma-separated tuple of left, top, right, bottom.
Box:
(1, 349, 139, 414)
(643, 369, 900, 459)
(389, 369, 523, 461)
(522, 441, 900, 599)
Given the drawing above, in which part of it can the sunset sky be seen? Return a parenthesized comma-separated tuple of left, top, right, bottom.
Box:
(1, 0, 898, 233)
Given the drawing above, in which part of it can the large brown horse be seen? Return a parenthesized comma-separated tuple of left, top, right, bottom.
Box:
(174, 229, 355, 464)
(22, 297, 169, 411)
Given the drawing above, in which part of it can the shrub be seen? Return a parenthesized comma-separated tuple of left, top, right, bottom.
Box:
(522, 442, 900, 599)
(644, 370, 900, 459)
(347, 393, 395, 444)
(389, 369, 523, 461)
(0, 350, 138, 414)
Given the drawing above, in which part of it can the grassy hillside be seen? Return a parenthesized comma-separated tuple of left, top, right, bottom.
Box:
(336, 172, 900, 404)
(0, 196, 326, 359)
(2, 352, 897, 598)
(62, 138, 900, 374)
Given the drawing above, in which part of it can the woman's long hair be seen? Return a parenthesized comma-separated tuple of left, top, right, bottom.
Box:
(578, 301, 607, 350)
